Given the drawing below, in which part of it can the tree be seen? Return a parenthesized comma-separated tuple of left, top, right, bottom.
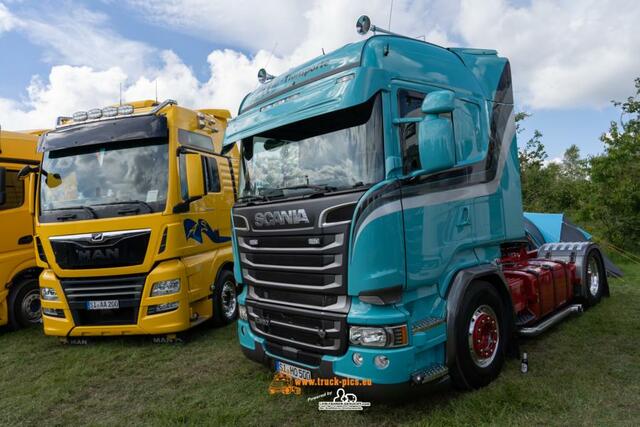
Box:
(588, 78, 640, 251)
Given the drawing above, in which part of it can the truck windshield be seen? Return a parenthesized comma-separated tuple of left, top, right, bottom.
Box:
(238, 94, 384, 200)
(40, 138, 169, 220)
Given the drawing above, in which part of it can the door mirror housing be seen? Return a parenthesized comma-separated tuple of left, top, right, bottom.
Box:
(185, 153, 205, 200)
(0, 167, 6, 206)
(417, 90, 456, 174)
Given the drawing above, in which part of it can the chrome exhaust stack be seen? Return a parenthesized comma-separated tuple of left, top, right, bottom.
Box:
(519, 304, 583, 337)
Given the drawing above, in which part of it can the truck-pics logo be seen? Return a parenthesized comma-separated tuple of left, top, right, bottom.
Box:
(184, 219, 231, 244)
(254, 209, 310, 227)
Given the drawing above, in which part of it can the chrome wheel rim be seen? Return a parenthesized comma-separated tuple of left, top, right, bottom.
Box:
(221, 280, 237, 320)
(587, 256, 601, 297)
(22, 289, 42, 324)
(468, 304, 500, 368)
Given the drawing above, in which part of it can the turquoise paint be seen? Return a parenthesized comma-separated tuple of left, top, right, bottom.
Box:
(228, 34, 524, 388)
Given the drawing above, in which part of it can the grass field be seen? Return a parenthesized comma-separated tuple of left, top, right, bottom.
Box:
(1, 262, 639, 426)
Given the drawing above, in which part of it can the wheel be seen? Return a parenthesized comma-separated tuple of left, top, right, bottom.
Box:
(212, 269, 237, 326)
(8, 277, 41, 329)
(583, 249, 605, 307)
(450, 281, 508, 390)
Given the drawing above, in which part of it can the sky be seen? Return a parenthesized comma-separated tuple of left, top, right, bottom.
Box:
(0, 0, 639, 160)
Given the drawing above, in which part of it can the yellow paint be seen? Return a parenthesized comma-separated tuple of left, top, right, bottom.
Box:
(0, 131, 41, 327)
(38, 101, 239, 336)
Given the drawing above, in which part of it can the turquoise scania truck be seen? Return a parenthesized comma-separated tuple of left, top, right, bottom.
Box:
(224, 16, 608, 396)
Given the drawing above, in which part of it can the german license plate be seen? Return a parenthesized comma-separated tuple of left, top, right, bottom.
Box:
(275, 360, 311, 380)
(86, 300, 119, 310)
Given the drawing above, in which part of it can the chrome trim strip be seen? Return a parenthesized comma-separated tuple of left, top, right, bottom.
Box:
(49, 228, 151, 241)
(232, 214, 250, 231)
(242, 269, 342, 291)
(240, 254, 342, 272)
(318, 201, 357, 228)
(238, 234, 343, 253)
(247, 287, 350, 313)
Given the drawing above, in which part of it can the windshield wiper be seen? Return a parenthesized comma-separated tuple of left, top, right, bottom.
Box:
(237, 195, 269, 203)
(43, 206, 98, 219)
(91, 200, 155, 213)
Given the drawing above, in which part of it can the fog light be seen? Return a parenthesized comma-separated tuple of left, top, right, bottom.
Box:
(238, 305, 248, 321)
(374, 355, 390, 369)
(147, 301, 179, 315)
(42, 307, 64, 318)
(352, 352, 363, 367)
(150, 279, 180, 297)
(41, 287, 59, 301)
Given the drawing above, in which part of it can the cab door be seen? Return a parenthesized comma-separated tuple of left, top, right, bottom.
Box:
(0, 166, 34, 286)
(392, 84, 476, 293)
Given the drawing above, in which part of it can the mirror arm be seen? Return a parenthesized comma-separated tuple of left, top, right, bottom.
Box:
(392, 117, 423, 125)
(172, 195, 204, 214)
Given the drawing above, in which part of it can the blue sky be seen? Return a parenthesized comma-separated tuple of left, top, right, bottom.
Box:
(1, 0, 638, 161)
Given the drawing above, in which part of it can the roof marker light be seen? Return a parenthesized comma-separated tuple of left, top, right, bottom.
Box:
(117, 105, 134, 115)
(87, 108, 102, 120)
(102, 106, 118, 117)
(72, 111, 88, 121)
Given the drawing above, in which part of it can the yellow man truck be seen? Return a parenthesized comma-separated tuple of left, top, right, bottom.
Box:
(0, 130, 43, 330)
(24, 99, 238, 339)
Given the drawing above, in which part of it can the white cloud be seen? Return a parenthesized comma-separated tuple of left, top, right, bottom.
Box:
(1, 0, 640, 131)
(14, 6, 155, 77)
(0, 2, 16, 33)
(457, 0, 640, 109)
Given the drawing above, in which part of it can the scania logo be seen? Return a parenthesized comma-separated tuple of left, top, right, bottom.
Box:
(254, 209, 310, 227)
(91, 233, 105, 243)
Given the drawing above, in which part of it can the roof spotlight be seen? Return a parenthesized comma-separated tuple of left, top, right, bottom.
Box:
(257, 68, 275, 84)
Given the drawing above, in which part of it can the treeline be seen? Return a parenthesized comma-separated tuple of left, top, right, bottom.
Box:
(518, 78, 640, 253)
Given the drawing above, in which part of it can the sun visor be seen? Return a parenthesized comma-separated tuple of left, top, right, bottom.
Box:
(39, 115, 168, 152)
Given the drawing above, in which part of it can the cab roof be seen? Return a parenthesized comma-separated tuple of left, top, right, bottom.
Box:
(0, 130, 41, 163)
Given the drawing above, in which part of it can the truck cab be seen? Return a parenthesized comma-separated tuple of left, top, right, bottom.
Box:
(0, 130, 43, 330)
(33, 100, 239, 338)
(225, 18, 607, 396)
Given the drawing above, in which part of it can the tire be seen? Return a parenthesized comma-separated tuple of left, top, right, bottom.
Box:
(583, 249, 605, 308)
(450, 280, 508, 390)
(212, 269, 237, 326)
(8, 277, 41, 330)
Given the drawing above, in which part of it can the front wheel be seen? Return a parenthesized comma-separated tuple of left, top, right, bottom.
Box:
(450, 280, 508, 390)
(212, 269, 237, 326)
(9, 278, 42, 329)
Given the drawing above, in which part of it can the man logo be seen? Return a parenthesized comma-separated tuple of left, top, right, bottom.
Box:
(254, 209, 310, 227)
(91, 233, 105, 243)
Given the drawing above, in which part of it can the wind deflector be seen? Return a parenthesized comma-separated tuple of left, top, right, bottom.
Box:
(39, 115, 168, 152)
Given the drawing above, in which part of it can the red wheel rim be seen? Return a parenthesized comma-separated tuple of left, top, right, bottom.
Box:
(467, 305, 499, 368)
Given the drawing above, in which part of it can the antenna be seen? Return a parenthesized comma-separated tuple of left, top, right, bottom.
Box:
(155, 79, 158, 103)
(0, 123, 2, 154)
(356, 15, 400, 36)
(388, 0, 394, 30)
(264, 42, 278, 69)
(322, 48, 325, 55)
(119, 82, 123, 106)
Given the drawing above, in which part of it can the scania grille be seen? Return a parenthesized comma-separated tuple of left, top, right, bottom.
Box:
(247, 301, 347, 356)
(238, 233, 346, 297)
(60, 275, 145, 326)
(49, 229, 150, 269)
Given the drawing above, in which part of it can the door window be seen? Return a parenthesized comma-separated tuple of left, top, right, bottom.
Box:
(0, 170, 24, 210)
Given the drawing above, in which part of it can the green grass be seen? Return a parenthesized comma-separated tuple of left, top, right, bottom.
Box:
(2, 263, 639, 426)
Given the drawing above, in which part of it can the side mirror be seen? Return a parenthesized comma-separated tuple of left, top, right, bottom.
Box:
(45, 173, 62, 189)
(417, 90, 456, 174)
(0, 167, 6, 206)
(185, 153, 205, 200)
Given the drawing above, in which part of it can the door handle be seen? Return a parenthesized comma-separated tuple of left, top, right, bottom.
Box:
(457, 207, 471, 227)
(18, 235, 34, 245)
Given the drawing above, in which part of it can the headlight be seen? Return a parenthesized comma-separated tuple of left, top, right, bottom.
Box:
(150, 279, 181, 297)
(41, 287, 59, 301)
(238, 305, 248, 321)
(349, 324, 408, 348)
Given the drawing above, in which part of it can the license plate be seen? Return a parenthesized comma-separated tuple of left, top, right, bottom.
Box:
(275, 360, 312, 380)
(86, 300, 119, 310)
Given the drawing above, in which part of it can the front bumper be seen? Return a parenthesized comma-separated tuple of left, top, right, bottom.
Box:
(40, 259, 194, 337)
(237, 319, 449, 400)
